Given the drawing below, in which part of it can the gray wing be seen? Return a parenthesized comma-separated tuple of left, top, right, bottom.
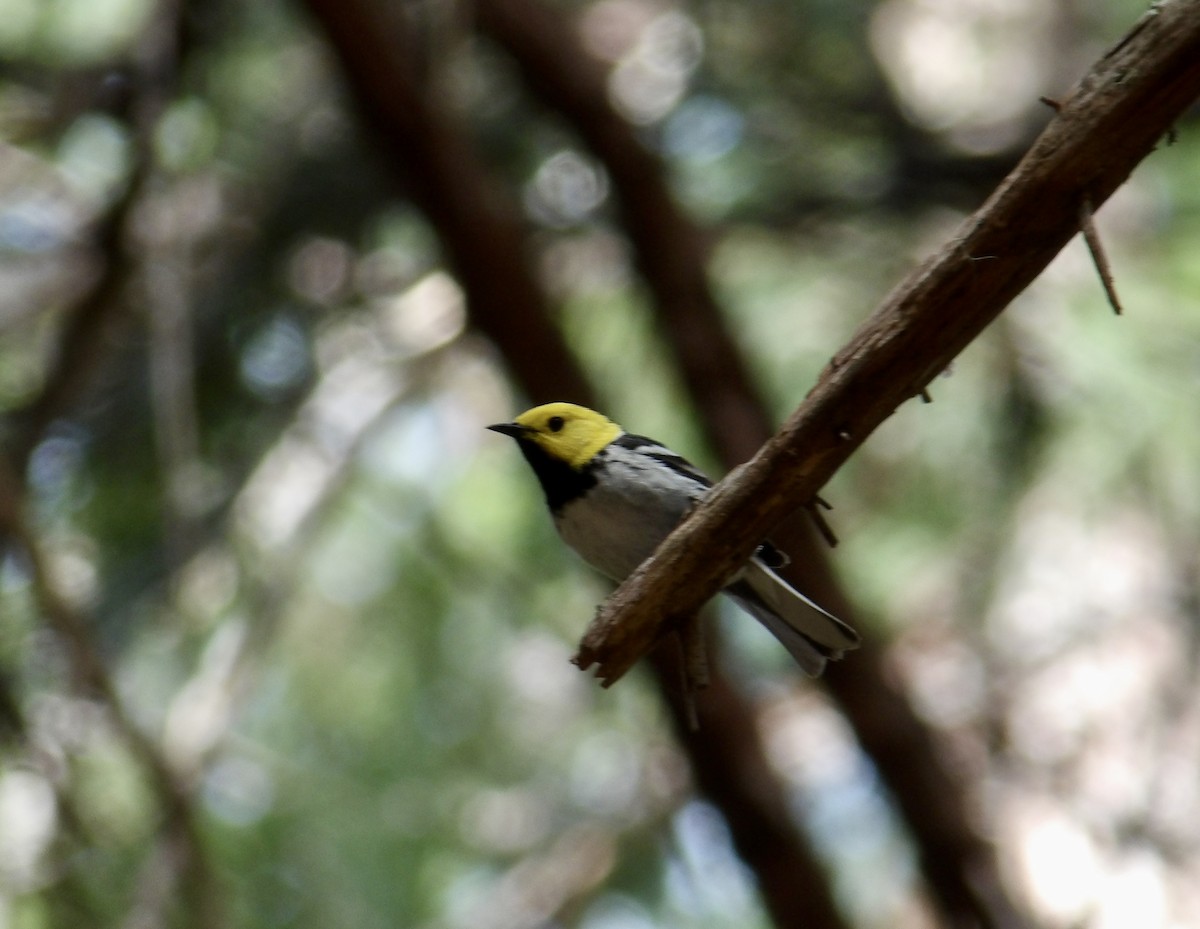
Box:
(614, 434, 789, 566)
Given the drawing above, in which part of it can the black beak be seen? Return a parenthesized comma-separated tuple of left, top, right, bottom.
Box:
(487, 422, 530, 439)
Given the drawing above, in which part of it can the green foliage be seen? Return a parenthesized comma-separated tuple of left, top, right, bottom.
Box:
(0, 0, 1198, 927)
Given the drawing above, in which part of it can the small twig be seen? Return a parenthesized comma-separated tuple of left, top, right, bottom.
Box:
(1080, 195, 1124, 315)
(657, 616, 709, 732)
(10, 5, 188, 477)
(803, 496, 839, 548)
(673, 633, 700, 733)
(680, 614, 710, 691)
(9, 178, 144, 471)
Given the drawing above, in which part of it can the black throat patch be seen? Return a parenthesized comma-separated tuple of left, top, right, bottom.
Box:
(516, 439, 598, 512)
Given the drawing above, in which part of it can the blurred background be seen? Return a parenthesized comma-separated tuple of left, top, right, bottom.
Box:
(0, 0, 1198, 927)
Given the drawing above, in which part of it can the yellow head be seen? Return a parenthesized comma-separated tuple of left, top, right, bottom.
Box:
(488, 402, 622, 469)
(489, 403, 623, 511)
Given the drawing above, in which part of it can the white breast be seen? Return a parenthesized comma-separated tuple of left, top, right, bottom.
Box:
(554, 453, 700, 581)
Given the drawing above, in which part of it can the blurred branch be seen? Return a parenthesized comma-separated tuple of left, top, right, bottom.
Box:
(170, 341, 463, 779)
(650, 645, 847, 929)
(1078, 195, 1124, 315)
(135, 1, 206, 576)
(0, 456, 217, 928)
(299, 2, 852, 926)
(478, 2, 1039, 927)
(1, 2, 221, 925)
(299, 0, 591, 405)
(8, 2, 192, 473)
(477, 0, 772, 459)
(145, 236, 204, 564)
(8, 166, 144, 471)
(574, 0, 1200, 682)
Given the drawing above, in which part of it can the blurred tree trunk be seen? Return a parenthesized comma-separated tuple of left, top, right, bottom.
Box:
(299, 0, 849, 926)
(298, 0, 591, 406)
(650, 644, 848, 929)
(474, 2, 1034, 928)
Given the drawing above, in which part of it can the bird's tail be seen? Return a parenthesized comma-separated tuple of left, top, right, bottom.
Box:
(724, 561, 860, 676)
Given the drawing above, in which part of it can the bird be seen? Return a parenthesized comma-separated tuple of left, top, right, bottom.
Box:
(488, 402, 860, 675)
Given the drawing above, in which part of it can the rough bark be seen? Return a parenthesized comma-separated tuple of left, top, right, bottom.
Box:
(575, 0, 1200, 684)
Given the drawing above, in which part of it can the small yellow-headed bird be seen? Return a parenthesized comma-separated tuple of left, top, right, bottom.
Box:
(488, 402, 859, 675)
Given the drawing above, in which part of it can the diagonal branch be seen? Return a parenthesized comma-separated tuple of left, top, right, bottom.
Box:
(575, 0, 1200, 685)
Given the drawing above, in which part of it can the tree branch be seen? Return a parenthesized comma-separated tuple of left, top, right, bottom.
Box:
(575, 0, 1200, 685)
(1079, 195, 1124, 315)
(650, 647, 848, 929)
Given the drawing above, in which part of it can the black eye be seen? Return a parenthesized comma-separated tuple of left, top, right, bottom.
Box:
(547, 415, 565, 433)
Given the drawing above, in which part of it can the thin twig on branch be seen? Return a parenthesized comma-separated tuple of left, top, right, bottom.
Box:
(1079, 196, 1124, 314)
(574, 0, 1200, 686)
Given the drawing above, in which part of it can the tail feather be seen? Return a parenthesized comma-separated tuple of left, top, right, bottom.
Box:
(724, 560, 859, 677)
